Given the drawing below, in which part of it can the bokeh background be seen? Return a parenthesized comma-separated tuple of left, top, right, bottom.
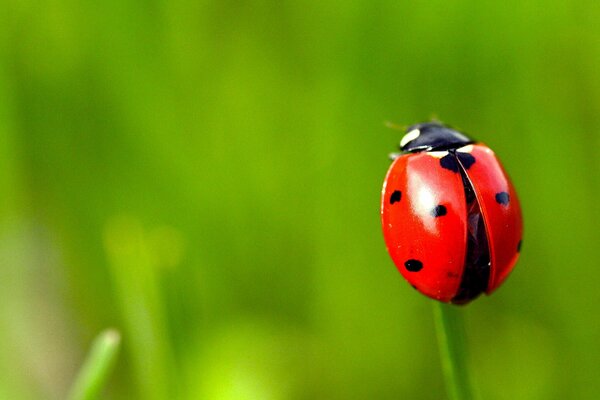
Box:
(1, 1, 599, 399)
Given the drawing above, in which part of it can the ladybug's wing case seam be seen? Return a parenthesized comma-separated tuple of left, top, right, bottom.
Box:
(461, 144, 523, 293)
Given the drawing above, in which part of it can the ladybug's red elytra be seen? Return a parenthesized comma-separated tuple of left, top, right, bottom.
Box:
(381, 122, 523, 304)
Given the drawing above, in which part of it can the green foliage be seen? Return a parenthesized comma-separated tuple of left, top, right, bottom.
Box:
(68, 330, 121, 400)
(0, 1, 599, 399)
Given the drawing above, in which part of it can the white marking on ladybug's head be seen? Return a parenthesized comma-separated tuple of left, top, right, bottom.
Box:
(457, 144, 474, 153)
(400, 129, 420, 148)
(427, 151, 449, 159)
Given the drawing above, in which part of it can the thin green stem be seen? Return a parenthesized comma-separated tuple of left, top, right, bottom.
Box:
(68, 329, 121, 400)
(433, 302, 475, 400)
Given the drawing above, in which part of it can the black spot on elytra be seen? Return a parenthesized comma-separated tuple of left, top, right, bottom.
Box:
(404, 259, 423, 272)
(457, 152, 476, 169)
(440, 152, 476, 173)
(440, 154, 459, 172)
(431, 205, 447, 217)
(517, 239, 522, 253)
(495, 191, 510, 205)
(390, 190, 402, 204)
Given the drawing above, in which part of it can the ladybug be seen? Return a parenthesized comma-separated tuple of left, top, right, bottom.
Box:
(381, 122, 523, 304)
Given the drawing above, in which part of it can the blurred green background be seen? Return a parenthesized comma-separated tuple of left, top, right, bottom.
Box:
(1, 1, 599, 399)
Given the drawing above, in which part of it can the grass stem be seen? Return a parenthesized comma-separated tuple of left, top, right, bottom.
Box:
(433, 302, 475, 400)
(68, 329, 121, 400)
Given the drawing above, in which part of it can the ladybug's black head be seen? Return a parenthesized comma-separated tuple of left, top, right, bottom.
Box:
(400, 122, 474, 152)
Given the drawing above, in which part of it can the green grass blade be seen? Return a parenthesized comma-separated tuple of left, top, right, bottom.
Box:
(68, 329, 121, 400)
(433, 303, 475, 400)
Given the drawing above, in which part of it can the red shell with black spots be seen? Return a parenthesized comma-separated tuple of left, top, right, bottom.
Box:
(381, 152, 468, 302)
(381, 138, 522, 304)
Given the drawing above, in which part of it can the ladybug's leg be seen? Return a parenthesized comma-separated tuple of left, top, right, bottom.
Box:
(389, 152, 402, 161)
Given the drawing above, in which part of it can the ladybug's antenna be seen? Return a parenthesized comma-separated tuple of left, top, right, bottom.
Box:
(429, 113, 441, 123)
(384, 121, 407, 131)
